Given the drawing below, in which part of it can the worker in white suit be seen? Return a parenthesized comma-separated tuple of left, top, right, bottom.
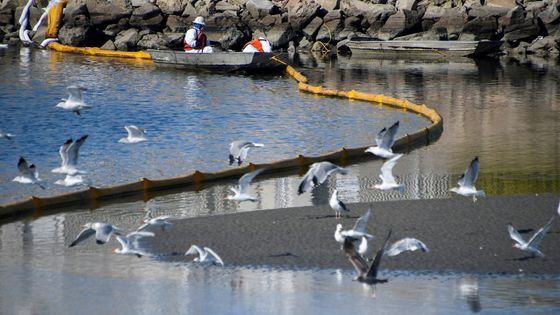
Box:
(183, 16, 214, 53)
(242, 36, 272, 53)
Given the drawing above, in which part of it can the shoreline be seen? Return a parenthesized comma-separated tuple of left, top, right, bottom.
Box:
(148, 193, 560, 275)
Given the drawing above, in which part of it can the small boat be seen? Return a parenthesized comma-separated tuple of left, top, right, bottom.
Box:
(343, 39, 503, 59)
(147, 49, 287, 73)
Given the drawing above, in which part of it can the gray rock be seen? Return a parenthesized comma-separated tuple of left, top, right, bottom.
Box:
(315, 10, 344, 42)
(462, 16, 499, 40)
(205, 10, 239, 30)
(86, 0, 133, 26)
(302, 16, 323, 40)
(316, 0, 340, 10)
(287, 0, 320, 30)
(15, 6, 41, 27)
(129, 3, 164, 31)
(264, 22, 296, 48)
(219, 26, 250, 50)
(59, 24, 99, 46)
(137, 33, 168, 49)
(430, 7, 467, 36)
(62, 3, 90, 27)
(396, 0, 418, 11)
(104, 21, 129, 37)
(194, 0, 216, 16)
(215, 1, 240, 12)
(0, 0, 20, 12)
(498, 6, 525, 31)
(298, 36, 312, 50)
(100, 39, 116, 50)
(246, 0, 276, 19)
(378, 9, 419, 39)
(468, 5, 509, 18)
(423, 5, 447, 20)
(0, 12, 13, 25)
(526, 36, 557, 56)
(538, 3, 560, 24)
(165, 15, 189, 33)
(114, 28, 141, 50)
(131, 0, 149, 7)
(181, 2, 196, 17)
(163, 31, 184, 49)
(156, 0, 187, 15)
(503, 18, 541, 42)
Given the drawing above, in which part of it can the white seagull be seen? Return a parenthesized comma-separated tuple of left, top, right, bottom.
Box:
(450, 157, 486, 202)
(114, 231, 155, 257)
(329, 189, 350, 219)
(225, 168, 265, 202)
(56, 85, 92, 116)
(229, 140, 264, 166)
(508, 216, 555, 257)
(298, 161, 348, 195)
(371, 153, 405, 192)
(185, 245, 224, 266)
(334, 209, 374, 244)
(69, 222, 123, 247)
(385, 238, 429, 256)
(13, 157, 45, 189)
(54, 173, 90, 187)
(137, 214, 174, 232)
(365, 121, 400, 159)
(119, 125, 147, 144)
(52, 135, 88, 174)
(343, 230, 392, 285)
(0, 131, 15, 140)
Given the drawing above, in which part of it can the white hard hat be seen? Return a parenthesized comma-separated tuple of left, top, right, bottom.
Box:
(193, 16, 205, 26)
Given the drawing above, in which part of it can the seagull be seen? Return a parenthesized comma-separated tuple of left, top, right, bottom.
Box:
(344, 230, 392, 285)
(225, 168, 265, 202)
(229, 140, 264, 166)
(371, 153, 405, 192)
(12, 157, 45, 189)
(365, 121, 400, 159)
(385, 238, 429, 256)
(55, 85, 92, 116)
(357, 236, 369, 256)
(185, 245, 224, 266)
(298, 161, 348, 195)
(69, 222, 123, 247)
(114, 231, 155, 257)
(52, 135, 88, 174)
(54, 173, 90, 187)
(330, 189, 350, 219)
(137, 214, 174, 232)
(450, 157, 486, 202)
(0, 131, 15, 140)
(119, 125, 147, 144)
(334, 209, 374, 244)
(508, 216, 555, 257)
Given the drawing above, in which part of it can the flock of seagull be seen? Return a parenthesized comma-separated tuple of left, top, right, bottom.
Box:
(4, 87, 558, 287)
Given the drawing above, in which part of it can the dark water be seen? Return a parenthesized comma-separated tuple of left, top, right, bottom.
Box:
(1, 46, 560, 314)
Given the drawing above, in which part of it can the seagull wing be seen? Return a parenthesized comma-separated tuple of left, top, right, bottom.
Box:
(352, 209, 372, 234)
(380, 121, 399, 150)
(185, 244, 204, 256)
(380, 154, 402, 185)
(126, 125, 144, 138)
(458, 157, 479, 188)
(66, 85, 85, 102)
(238, 168, 265, 194)
(67, 135, 88, 167)
(315, 162, 347, 185)
(204, 247, 224, 266)
(297, 163, 319, 195)
(69, 227, 95, 247)
(59, 139, 72, 167)
(229, 140, 251, 157)
(343, 237, 368, 276)
(115, 235, 129, 250)
(17, 157, 34, 177)
(507, 224, 526, 246)
(96, 224, 116, 244)
(527, 216, 555, 248)
(375, 127, 387, 147)
(385, 238, 429, 257)
(366, 230, 392, 279)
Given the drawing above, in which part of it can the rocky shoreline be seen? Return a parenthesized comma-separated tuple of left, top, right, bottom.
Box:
(0, 0, 559, 58)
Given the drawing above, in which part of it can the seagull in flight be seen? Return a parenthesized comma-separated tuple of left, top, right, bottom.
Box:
(119, 125, 147, 144)
(508, 216, 555, 257)
(225, 168, 265, 202)
(137, 211, 174, 232)
(13, 157, 45, 189)
(0, 131, 15, 140)
(185, 245, 224, 266)
(329, 189, 350, 219)
(371, 153, 405, 192)
(385, 238, 429, 256)
(54, 173, 90, 187)
(52, 135, 88, 174)
(229, 140, 264, 166)
(334, 209, 374, 244)
(450, 157, 486, 202)
(298, 161, 348, 195)
(69, 222, 123, 247)
(114, 231, 155, 257)
(56, 85, 92, 116)
(344, 230, 392, 285)
(365, 121, 400, 159)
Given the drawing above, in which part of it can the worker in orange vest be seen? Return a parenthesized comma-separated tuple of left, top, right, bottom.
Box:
(242, 36, 272, 53)
(184, 16, 214, 53)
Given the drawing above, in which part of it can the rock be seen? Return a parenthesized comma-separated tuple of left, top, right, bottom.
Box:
(137, 33, 168, 49)
(100, 39, 116, 50)
(59, 24, 102, 46)
(86, 0, 133, 26)
(114, 28, 141, 50)
(0, 0, 20, 12)
(156, 0, 187, 15)
(430, 7, 468, 37)
(165, 15, 189, 33)
(503, 17, 541, 42)
(538, 2, 560, 24)
(129, 3, 164, 31)
(205, 11, 239, 30)
(287, 0, 320, 30)
(468, 6, 509, 18)
(315, 9, 344, 42)
(462, 16, 499, 39)
(246, 0, 277, 19)
(264, 22, 296, 48)
(0, 12, 13, 25)
(298, 36, 312, 50)
(104, 20, 129, 37)
(302, 16, 323, 40)
(163, 31, 184, 49)
(316, 0, 340, 10)
(219, 25, 250, 50)
(62, 3, 90, 27)
(526, 36, 558, 56)
(181, 2, 196, 17)
(498, 6, 525, 31)
(215, 0, 240, 12)
(396, 0, 418, 11)
(194, 0, 216, 16)
(378, 9, 420, 39)
(15, 6, 41, 27)
(131, 0, 149, 7)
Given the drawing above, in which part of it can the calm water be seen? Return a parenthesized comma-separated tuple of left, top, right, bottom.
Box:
(1, 46, 560, 314)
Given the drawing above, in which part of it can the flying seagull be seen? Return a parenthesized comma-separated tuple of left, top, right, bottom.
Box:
(137, 215, 174, 232)
(450, 157, 486, 202)
(185, 245, 224, 266)
(298, 161, 348, 195)
(385, 238, 429, 257)
(119, 125, 147, 144)
(13, 157, 45, 189)
(0, 131, 15, 140)
(334, 209, 374, 244)
(344, 230, 392, 285)
(54, 173, 90, 187)
(508, 216, 555, 257)
(69, 222, 123, 247)
(229, 140, 264, 166)
(371, 153, 405, 192)
(114, 231, 155, 257)
(329, 189, 350, 219)
(55, 85, 92, 116)
(52, 135, 88, 174)
(365, 121, 400, 159)
(225, 168, 265, 202)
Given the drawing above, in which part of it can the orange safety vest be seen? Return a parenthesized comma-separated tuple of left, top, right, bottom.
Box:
(184, 29, 207, 51)
(243, 38, 265, 52)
